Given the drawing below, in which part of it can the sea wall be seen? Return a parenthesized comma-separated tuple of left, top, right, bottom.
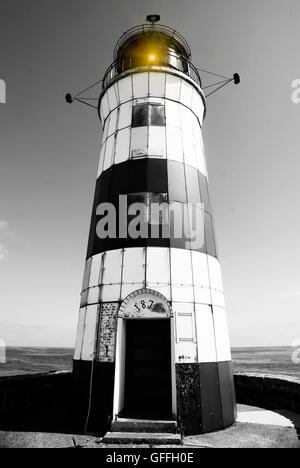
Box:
(234, 373, 300, 413)
(0, 372, 76, 433)
(0, 371, 299, 435)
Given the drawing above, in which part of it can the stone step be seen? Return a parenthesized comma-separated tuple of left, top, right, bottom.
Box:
(102, 432, 182, 445)
(111, 418, 177, 433)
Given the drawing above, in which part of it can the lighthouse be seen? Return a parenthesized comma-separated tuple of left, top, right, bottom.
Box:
(72, 16, 236, 435)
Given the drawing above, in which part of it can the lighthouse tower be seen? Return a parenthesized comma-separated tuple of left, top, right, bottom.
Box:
(73, 17, 236, 435)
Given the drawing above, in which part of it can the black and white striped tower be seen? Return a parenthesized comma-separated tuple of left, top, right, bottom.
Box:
(73, 17, 236, 435)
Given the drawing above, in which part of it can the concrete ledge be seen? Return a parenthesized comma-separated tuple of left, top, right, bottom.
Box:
(102, 432, 182, 445)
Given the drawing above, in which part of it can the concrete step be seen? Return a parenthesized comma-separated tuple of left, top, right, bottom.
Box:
(111, 418, 177, 434)
(102, 432, 182, 445)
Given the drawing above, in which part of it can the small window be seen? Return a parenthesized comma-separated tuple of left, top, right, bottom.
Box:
(150, 105, 165, 126)
(132, 104, 165, 127)
(127, 192, 168, 225)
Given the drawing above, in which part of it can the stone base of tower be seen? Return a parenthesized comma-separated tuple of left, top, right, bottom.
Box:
(176, 361, 236, 435)
(72, 359, 236, 436)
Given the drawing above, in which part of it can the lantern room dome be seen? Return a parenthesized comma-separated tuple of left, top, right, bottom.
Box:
(102, 23, 201, 89)
(114, 23, 191, 61)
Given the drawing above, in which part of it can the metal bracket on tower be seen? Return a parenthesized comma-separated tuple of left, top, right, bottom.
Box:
(65, 78, 104, 110)
(199, 68, 241, 98)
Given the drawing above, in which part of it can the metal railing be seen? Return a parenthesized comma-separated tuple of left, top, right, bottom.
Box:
(102, 51, 202, 89)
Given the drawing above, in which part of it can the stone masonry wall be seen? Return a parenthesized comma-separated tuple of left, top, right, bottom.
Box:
(98, 303, 119, 362)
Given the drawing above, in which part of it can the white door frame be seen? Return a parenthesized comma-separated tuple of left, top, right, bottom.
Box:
(112, 315, 177, 420)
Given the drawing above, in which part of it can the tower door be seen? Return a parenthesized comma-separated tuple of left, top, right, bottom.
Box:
(122, 319, 172, 419)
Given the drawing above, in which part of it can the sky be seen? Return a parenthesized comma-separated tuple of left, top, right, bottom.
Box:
(0, 0, 299, 348)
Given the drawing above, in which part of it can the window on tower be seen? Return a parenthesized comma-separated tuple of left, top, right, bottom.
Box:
(127, 192, 169, 226)
(132, 103, 166, 127)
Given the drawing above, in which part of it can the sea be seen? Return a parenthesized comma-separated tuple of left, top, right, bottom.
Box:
(0, 346, 299, 379)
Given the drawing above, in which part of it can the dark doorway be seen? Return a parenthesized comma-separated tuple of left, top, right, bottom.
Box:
(122, 319, 172, 419)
